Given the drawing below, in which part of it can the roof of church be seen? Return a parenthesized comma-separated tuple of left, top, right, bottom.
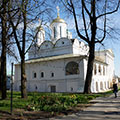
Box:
(24, 54, 87, 64)
(15, 53, 107, 66)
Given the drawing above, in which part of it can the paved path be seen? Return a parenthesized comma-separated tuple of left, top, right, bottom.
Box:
(49, 91, 120, 120)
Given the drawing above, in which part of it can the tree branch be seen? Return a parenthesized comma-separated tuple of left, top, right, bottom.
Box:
(96, 0, 107, 43)
(82, 0, 91, 18)
(81, 1, 89, 40)
(70, 0, 89, 43)
(9, 19, 22, 57)
(96, 0, 120, 19)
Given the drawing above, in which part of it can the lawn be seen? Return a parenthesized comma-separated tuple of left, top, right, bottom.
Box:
(0, 91, 112, 112)
(0, 91, 113, 119)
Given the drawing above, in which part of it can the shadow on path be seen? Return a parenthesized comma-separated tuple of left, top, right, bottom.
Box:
(50, 92, 120, 120)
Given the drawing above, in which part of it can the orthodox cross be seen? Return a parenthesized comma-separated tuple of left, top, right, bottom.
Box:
(56, 6, 60, 17)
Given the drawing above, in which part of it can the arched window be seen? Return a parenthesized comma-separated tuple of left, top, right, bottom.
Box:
(65, 61, 79, 75)
(41, 72, 44, 78)
(54, 27, 56, 38)
(34, 73, 37, 78)
(51, 72, 54, 77)
(33, 72, 37, 78)
(98, 65, 101, 75)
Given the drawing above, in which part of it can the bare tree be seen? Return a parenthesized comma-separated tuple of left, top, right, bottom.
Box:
(0, 0, 7, 99)
(8, 0, 51, 98)
(62, 0, 120, 93)
(0, 0, 14, 99)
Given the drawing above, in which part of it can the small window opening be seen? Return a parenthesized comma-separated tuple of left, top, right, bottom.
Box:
(34, 73, 37, 78)
(51, 72, 54, 77)
(41, 72, 44, 78)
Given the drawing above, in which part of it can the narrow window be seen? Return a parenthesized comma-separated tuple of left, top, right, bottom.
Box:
(41, 72, 44, 78)
(60, 26, 62, 37)
(34, 72, 37, 78)
(51, 72, 54, 77)
(98, 65, 101, 75)
(54, 27, 56, 38)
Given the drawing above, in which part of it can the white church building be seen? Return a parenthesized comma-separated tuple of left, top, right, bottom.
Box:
(14, 8, 115, 93)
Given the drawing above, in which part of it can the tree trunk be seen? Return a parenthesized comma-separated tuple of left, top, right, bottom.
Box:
(0, 1, 7, 99)
(83, 0, 96, 94)
(84, 44, 95, 94)
(1, 54, 7, 99)
(21, 56, 27, 98)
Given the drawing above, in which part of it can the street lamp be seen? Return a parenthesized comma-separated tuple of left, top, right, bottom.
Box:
(10, 63, 14, 115)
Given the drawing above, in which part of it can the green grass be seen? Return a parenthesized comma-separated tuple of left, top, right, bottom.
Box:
(0, 91, 113, 113)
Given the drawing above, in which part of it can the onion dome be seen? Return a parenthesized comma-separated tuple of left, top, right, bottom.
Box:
(50, 6, 66, 25)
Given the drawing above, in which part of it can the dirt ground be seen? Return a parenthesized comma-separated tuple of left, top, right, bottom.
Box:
(0, 104, 91, 120)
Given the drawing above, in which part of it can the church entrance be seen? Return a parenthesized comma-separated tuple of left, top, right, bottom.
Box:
(50, 86, 56, 92)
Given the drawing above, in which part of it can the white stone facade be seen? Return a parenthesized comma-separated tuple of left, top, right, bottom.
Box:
(14, 8, 115, 93)
(14, 55, 86, 92)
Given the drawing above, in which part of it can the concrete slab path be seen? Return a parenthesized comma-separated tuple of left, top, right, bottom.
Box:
(49, 91, 120, 120)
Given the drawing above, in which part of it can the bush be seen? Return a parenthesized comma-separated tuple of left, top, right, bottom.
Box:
(0, 91, 110, 113)
(25, 93, 104, 112)
(27, 94, 78, 112)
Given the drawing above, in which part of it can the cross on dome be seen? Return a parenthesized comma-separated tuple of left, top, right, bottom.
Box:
(56, 6, 60, 17)
(38, 18, 41, 25)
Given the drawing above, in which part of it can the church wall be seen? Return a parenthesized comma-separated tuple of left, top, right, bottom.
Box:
(92, 61, 110, 93)
(95, 50, 114, 83)
(81, 57, 111, 93)
(105, 52, 114, 84)
(72, 39, 89, 55)
(14, 52, 114, 93)
(14, 56, 113, 93)
(28, 38, 74, 59)
(96, 50, 114, 88)
(14, 57, 85, 93)
(28, 45, 73, 59)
